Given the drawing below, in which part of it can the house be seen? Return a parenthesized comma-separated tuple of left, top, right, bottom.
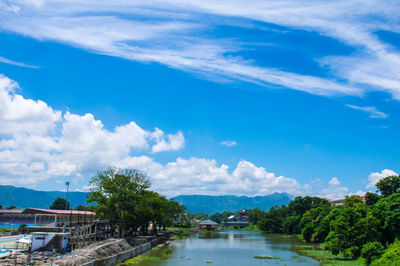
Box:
(225, 209, 249, 228)
(199, 220, 219, 230)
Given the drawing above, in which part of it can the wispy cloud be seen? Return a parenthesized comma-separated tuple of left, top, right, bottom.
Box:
(346, 104, 389, 118)
(220, 140, 237, 147)
(0, 56, 38, 69)
(3, 0, 400, 99)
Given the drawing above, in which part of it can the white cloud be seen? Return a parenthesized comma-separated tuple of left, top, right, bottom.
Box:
(0, 74, 309, 195)
(346, 104, 388, 118)
(113, 156, 302, 197)
(329, 177, 340, 186)
(4, 0, 400, 98)
(220, 140, 237, 147)
(151, 130, 185, 153)
(0, 73, 389, 197)
(0, 56, 38, 69)
(0, 74, 185, 185)
(366, 169, 398, 189)
(319, 177, 349, 200)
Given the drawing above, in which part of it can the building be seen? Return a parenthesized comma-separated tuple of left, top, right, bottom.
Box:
(0, 208, 96, 227)
(23, 208, 96, 226)
(225, 209, 249, 228)
(329, 195, 366, 207)
(199, 220, 219, 230)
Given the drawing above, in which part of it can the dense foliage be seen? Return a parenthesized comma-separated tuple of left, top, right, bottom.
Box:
(255, 175, 400, 265)
(87, 168, 186, 237)
(50, 197, 70, 210)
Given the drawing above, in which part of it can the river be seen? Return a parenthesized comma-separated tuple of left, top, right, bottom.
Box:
(136, 230, 319, 265)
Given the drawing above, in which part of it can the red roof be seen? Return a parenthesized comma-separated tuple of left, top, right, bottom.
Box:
(0, 209, 24, 214)
(23, 208, 95, 216)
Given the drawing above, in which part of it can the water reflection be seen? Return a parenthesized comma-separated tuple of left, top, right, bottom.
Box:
(137, 230, 319, 266)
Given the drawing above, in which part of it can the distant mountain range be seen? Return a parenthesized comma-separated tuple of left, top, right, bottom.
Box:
(0, 185, 293, 213)
(172, 193, 294, 214)
(0, 185, 90, 209)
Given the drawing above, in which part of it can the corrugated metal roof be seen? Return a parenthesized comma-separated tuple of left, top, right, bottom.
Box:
(23, 208, 95, 215)
(0, 209, 24, 214)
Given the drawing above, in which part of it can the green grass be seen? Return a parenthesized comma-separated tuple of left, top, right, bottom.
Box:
(119, 255, 161, 265)
(162, 248, 172, 255)
(242, 224, 261, 231)
(295, 237, 366, 265)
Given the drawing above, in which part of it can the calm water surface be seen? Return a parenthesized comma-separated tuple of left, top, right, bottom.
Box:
(138, 230, 319, 265)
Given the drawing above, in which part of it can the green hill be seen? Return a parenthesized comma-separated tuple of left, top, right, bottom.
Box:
(0, 185, 293, 213)
(0, 185, 90, 209)
(172, 193, 293, 214)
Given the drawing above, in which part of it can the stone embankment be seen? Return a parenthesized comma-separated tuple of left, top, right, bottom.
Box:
(56, 233, 171, 266)
(0, 233, 171, 265)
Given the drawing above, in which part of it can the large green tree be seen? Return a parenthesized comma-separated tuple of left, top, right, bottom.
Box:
(87, 168, 151, 237)
(325, 202, 381, 258)
(376, 175, 400, 197)
(373, 193, 400, 243)
(50, 197, 70, 210)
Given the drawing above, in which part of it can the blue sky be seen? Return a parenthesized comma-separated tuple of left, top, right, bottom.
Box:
(0, 0, 399, 199)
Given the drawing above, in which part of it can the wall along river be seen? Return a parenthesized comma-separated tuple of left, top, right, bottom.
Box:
(135, 230, 319, 265)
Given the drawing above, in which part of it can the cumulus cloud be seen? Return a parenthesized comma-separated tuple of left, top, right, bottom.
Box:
(220, 140, 237, 147)
(151, 130, 184, 153)
(366, 169, 398, 189)
(318, 177, 349, 200)
(346, 104, 388, 118)
(0, 75, 308, 195)
(0, 74, 185, 185)
(4, 0, 400, 99)
(113, 156, 302, 197)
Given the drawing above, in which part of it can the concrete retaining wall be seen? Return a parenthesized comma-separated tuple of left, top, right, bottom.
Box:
(83, 242, 151, 266)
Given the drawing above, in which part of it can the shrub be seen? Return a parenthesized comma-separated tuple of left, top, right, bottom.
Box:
(371, 240, 400, 266)
(361, 242, 384, 265)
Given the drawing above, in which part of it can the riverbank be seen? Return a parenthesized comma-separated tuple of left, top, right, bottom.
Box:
(293, 235, 366, 265)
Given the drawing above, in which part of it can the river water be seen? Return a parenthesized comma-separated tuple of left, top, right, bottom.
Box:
(137, 230, 319, 265)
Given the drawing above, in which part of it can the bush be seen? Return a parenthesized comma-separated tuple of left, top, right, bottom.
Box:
(371, 240, 400, 266)
(343, 246, 360, 259)
(361, 242, 384, 265)
(18, 224, 27, 234)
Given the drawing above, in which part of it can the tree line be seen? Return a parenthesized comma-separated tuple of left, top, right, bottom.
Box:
(248, 175, 400, 265)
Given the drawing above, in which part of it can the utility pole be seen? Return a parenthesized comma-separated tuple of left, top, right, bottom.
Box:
(65, 181, 70, 211)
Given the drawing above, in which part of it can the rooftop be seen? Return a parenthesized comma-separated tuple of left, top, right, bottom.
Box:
(199, 220, 218, 225)
(0, 209, 24, 214)
(23, 208, 95, 215)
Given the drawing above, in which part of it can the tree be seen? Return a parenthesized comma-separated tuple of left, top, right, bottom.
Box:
(74, 205, 94, 211)
(247, 208, 266, 225)
(344, 195, 364, 207)
(0, 204, 2, 210)
(365, 192, 380, 207)
(7, 205, 17, 210)
(87, 168, 151, 237)
(300, 205, 331, 243)
(373, 193, 400, 242)
(361, 242, 385, 265)
(371, 240, 400, 266)
(50, 197, 70, 210)
(258, 206, 285, 233)
(325, 203, 380, 258)
(376, 175, 400, 197)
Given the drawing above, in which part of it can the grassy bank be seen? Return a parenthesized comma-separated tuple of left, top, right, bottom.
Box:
(295, 236, 365, 265)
